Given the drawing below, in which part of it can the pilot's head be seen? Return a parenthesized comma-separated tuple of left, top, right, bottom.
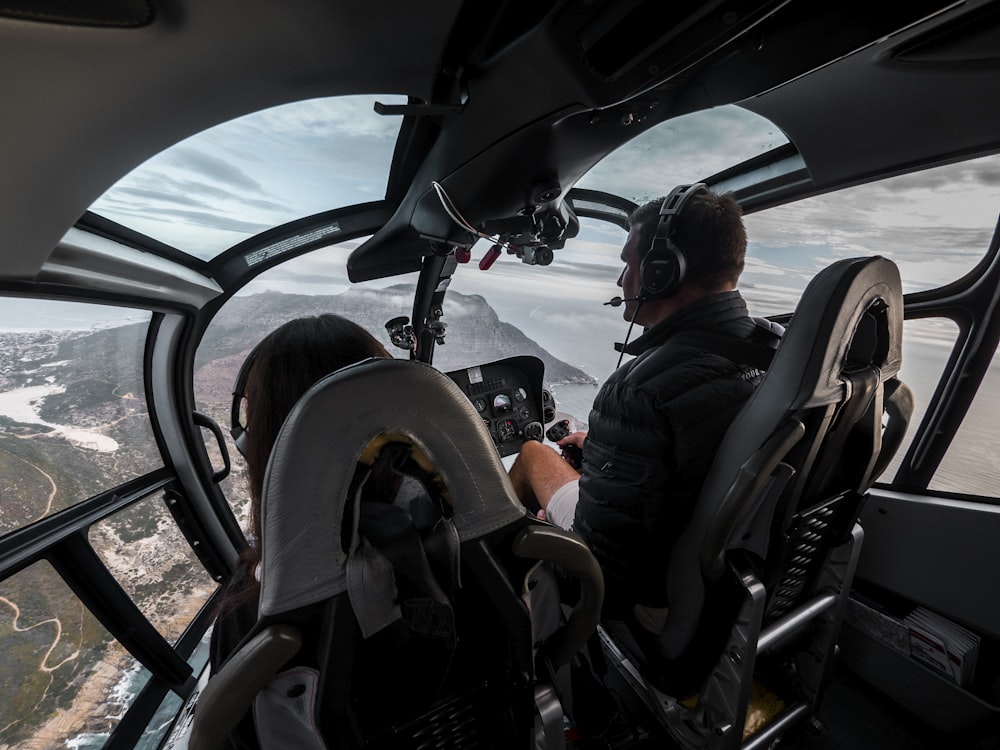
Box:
(618, 188, 746, 327)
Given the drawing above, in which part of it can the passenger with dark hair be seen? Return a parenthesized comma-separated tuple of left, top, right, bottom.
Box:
(509, 186, 781, 629)
(209, 313, 390, 749)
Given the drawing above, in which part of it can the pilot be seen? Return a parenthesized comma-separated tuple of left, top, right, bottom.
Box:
(508, 185, 781, 631)
(211, 313, 391, 750)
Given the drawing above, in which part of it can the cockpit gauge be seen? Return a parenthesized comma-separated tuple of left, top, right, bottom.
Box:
(497, 419, 518, 442)
(493, 392, 512, 414)
(445, 355, 548, 457)
(542, 389, 556, 423)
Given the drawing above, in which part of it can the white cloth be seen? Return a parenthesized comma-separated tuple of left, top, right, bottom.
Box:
(545, 479, 579, 530)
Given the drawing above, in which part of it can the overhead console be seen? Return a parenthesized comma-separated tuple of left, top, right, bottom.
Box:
(444, 355, 555, 457)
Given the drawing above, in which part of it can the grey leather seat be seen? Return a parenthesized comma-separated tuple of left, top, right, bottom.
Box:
(191, 357, 603, 749)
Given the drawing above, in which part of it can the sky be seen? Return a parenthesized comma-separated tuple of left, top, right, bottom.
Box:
(88, 95, 410, 259)
(12, 94, 1000, 372)
(85, 93, 1000, 286)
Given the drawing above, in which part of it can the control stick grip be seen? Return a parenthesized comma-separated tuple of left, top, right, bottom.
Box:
(545, 419, 583, 469)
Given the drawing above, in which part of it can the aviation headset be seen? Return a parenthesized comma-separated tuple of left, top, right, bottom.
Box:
(639, 182, 710, 300)
(230, 339, 264, 460)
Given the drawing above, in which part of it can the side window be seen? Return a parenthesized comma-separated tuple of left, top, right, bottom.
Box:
(1, 527, 213, 749)
(88, 494, 217, 643)
(0, 298, 215, 749)
(882, 318, 960, 484)
(930, 342, 1000, 497)
(1, 561, 118, 748)
(0, 299, 161, 533)
(741, 156, 1000, 496)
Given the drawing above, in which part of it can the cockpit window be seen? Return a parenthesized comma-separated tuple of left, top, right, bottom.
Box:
(742, 154, 1000, 307)
(931, 340, 1000, 497)
(447, 216, 629, 428)
(88, 95, 408, 261)
(0, 299, 159, 534)
(88, 493, 216, 644)
(577, 104, 789, 202)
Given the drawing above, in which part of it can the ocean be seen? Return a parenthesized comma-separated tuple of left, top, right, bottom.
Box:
(547, 381, 600, 430)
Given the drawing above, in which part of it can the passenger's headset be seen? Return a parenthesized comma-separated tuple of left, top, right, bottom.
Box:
(639, 182, 709, 300)
(229, 339, 264, 460)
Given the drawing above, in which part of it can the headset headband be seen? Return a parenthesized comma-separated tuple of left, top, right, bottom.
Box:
(653, 182, 708, 249)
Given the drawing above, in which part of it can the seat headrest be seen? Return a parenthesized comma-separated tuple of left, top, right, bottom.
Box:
(257, 357, 527, 617)
(723, 256, 902, 448)
(698, 254, 903, 565)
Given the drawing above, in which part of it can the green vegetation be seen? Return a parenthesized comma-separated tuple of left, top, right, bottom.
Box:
(112, 503, 161, 544)
(0, 324, 202, 746)
(0, 413, 53, 432)
(0, 436, 89, 533)
(36, 378, 117, 420)
(0, 563, 115, 747)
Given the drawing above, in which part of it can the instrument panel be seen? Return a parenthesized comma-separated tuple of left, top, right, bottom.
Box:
(445, 355, 551, 457)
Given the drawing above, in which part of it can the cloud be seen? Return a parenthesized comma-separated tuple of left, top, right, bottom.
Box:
(210, 95, 405, 191)
(90, 95, 407, 254)
(165, 147, 263, 192)
(98, 182, 285, 217)
(87, 92, 1000, 294)
(130, 207, 272, 234)
(578, 106, 788, 201)
(741, 153, 1000, 293)
(234, 96, 406, 144)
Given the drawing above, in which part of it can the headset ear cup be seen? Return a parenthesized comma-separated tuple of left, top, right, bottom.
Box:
(640, 239, 687, 299)
(231, 341, 262, 461)
(231, 425, 249, 460)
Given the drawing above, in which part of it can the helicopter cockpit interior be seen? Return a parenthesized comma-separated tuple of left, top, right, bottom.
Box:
(2, 1, 1000, 748)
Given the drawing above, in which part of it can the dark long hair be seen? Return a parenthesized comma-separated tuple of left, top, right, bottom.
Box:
(222, 313, 391, 612)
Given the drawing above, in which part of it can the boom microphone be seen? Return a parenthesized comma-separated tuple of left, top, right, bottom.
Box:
(603, 296, 640, 307)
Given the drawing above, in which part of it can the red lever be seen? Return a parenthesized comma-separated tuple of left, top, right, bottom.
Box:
(479, 243, 502, 270)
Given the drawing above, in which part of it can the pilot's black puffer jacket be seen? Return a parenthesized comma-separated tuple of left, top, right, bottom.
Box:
(574, 291, 777, 617)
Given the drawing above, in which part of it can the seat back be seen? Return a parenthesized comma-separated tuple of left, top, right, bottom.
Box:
(191, 357, 603, 749)
(664, 254, 904, 651)
(601, 256, 912, 749)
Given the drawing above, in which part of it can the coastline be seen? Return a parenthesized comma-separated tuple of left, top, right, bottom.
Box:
(7, 586, 214, 750)
(4, 644, 133, 750)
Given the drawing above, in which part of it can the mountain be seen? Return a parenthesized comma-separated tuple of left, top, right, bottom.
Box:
(198, 286, 597, 387)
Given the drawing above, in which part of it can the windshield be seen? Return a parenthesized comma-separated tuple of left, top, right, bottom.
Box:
(183, 101, 1000, 442)
(577, 105, 789, 201)
(87, 95, 407, 261)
